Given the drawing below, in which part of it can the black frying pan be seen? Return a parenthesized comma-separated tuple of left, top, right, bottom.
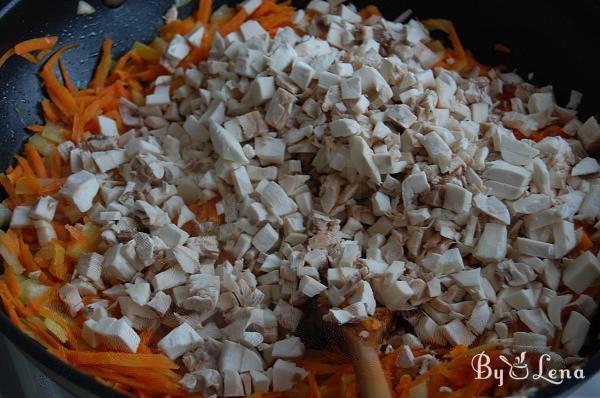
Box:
(1, 0, 600, 396)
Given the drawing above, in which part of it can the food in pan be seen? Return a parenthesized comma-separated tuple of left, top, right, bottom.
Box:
(0, 0, 599, 397)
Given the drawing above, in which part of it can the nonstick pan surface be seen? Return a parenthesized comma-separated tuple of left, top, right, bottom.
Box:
(1, 1, 599, 397)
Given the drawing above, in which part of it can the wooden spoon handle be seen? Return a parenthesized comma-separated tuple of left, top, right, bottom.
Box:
(343, 329, 393, 398)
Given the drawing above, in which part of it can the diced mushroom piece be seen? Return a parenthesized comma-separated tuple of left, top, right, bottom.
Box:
(158, 322, 203, 360)
(572, 157, 600, 176)
(257, 181, 297, 216)
(467, 301, 492, 335)
(349, 136, 381, 184)
(272, 359, 308, 392)
(442, 183, 472, 213)
(255, 136, 286, 165)
(552, 221, 577, 258)
(517, 308, 555, 338)
(103, 244, 136, 282)
(396, 345, 415, 368)
(402, 172, 430, 209)
(473, 223, 507, 262)
(59, 283, 84, 317)
(223, 370, 245, 397)
(330, 118, 361, 137)
(9, 206, 33, 229)
(164, 34, 191, 67)
(377, 280, 414, 310)
(371, 192, 392, 216)
(154, 223, 189, 248)
(147, 291, 172, 316)
(92, 149, 127, 172)
(483, 160, 532, 187)
(439, 319, 476, 347)
(77, 253, 103, 282)
(92, 317, 140, 353)
(97, 115, 119, 136)
(348, 280, 376, 316)
(59, 170, 100, 212)
(579, 184, 600, 220)
(250, 370, 270, 393)
(561, 311, 590, 355)
(32, 220, 56, 246)
(547, 294, 572, 328)
(265, 88, 296, 130)
(290, 61, 314, 88)
(515, 237, 554, 258)
(298, 275, 326, 297)
(30, 196, 58, 222)
(273, 300, 303, 331)
(473, 194, 510, 224)
(562, 251, 600, 293)
(576, 116, 600, 152)
(272, 336, 305, 359)
(151, 267, 188, 291)
(242, 76, 275, 107)
(185, 25, 205, 47)
(209, 121, 249, 164)
(252, 223, 279, 253)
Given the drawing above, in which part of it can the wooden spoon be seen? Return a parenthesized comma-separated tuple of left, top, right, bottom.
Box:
(298, 304, 394, 398)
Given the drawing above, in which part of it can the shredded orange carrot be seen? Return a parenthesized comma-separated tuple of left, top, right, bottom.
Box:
(18, 52, 39, 64)
(41, 99, 62, 123)
(59, 58, 77, 93)
(90, 39, 113, 89)
(4, 266, 21, 297)
(24, 144, 48, 178)
(36, 48, 53, 62)
(14, 36, 58, 55)
(494, 43, 511, 53)
(578, 231, 594, 252)
(40, 44, 80, 120)
(0, 48, 15, 68)
(65, 350, 179, 369)
(219, 9, 248, 36)
(1, 292, 24, 329)
(358, 5, 381, 19)
(197, 0, 212, 24)
(26, 124, 45, 133)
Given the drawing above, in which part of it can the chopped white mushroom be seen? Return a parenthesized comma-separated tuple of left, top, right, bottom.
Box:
(562, 251, 600, 293)
(158, 322, 203, 360)
(60, 170, 100, 212)
(8, 6, 600, 393)
(561, 311, 590, 355)
(572, 157, 600, 176)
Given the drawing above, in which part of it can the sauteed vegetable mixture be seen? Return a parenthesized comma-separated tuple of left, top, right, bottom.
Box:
(1, 1, 599, 397)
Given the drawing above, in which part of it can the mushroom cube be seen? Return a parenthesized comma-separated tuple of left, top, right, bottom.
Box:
(30, 196, 58, 222)
(473, 223, 507, 262)
(157, 322, 203, 360)
(60, 170, 100, 212)
(443, 183, 472, 213)
(92, 317, 140, 353)
(562, 251, 600, 293)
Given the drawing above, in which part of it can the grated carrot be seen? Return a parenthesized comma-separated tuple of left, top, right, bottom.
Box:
(218, 9, 248, 36)
(40, 44, 80, 120)
(18, 52, 39, 64)
(65, 350, 179, 369)
(24, 144, 48, 178)
(0, 48, 15, 68)
(59, 58, 77, 93)
(14, 36, 58, 55)
(4, 266, 21, 297)
(578, 231, 594, 252)
(196, 0, 212, 24)
(89, 39, 113, 89)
